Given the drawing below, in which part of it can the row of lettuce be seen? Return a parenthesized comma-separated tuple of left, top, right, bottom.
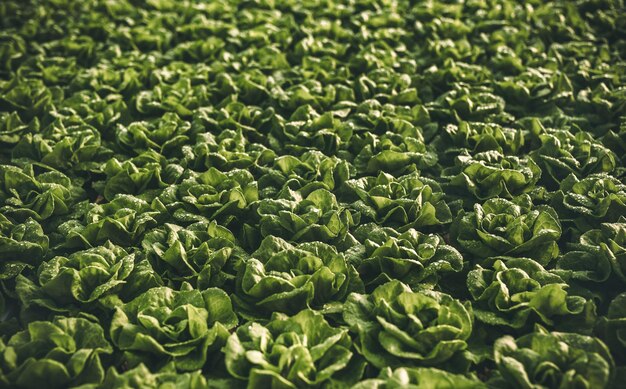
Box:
(1, 0, 626, 388)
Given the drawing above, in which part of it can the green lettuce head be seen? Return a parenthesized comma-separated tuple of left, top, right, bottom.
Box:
(80, 364, 210, 389)
(443, 150, 541, 200)
(232, 235, 363, 320)
(490, 329, 614, 389)
(184, 129, 275, 172)
(554, 173, 626, 230)
(344, 281, 473, 368)
(596, 293, 626, 364)
(258, 150, 351, 199)
(557, 218, 626, 283)
(451, 195, 561, 265)
(158, 167, 258, 226)
(115, 112, 191, 157)
(256, 188, 355, 245)
(101, 150, 179, 202)
(353, 367, 486, 389)
(15, 242, 161, 318)
(342, 172, 452, 231)
(353, 127, 438, 176)
(0, 164, 84, 222)
(530, 127, 616, 189)
(58, 194, 161, 248)
(467, 257, 586, 329)
(225, 309, 362, 388)
(142, 221, 245, 291)
(110, 286, 237, 372)
(0, 317, 112, 388)
(351, 223, 463, 290)
(439, 121, 524, 155)
(0, 214, 48, 266)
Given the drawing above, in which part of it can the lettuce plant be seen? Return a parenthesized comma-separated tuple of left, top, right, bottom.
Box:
(353, 127, 438, 176)
(438, 121, 524, 155)
(353, 367, 486, 389)
(343, 280, 473, 368)
(0, 214, 48, 265)
(142, 221, 244, 290)
(232, 235, 363, 319)
(258, 150, 351, 198)
(351, 223, 463, 290)
(467, 257, 586, 329)
(0, 164, 84, 222)
(81, 364, 209, 389)
(15, 242, 161, 317)
(255, 189, 355, 245)
(490, 329, 614, 389)
(443, 151, 542, 200)
(342, 172, 452, 230)
(0, 317, 112, 388)
(158, 167, 258, 226)
(110, 286, 237, 372)
(558, 219, 626, 283)
(58, 195, 161, 248)
(225, 309, 361, 388)
(554, 174, 626, 228)
(451, 195, 561, 265)
(530, 127, 617, 188)
(596, 293, 626, 364)
(101, 151, 178, 202)
(184, 129, 275, 172)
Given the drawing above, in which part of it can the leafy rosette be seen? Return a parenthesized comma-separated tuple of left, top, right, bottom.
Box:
(451, 195, 561, 265)
(345, 102, 433, 165)
(351, 223, 463, 290)
(258, 150, 351, 199)
(270, 104, 352, 155)
(102, 150, 182, 202)
(256, 188, 355, 245)
(596, 293, 626, 363)
(55, 91, 128, 133)
(0, 214, 48, 266)
(0, 317, 112, 388)
(489, 329, 614, 389)
(142, 221, 245, 290)
(115, 112, 191, 157)
(15, 242, 161, 316)
(0, 164, 84, 222)
(557, 219, 626, 283)
(343, 281, 473, 368)
(467, 257, 586, 329)
(0, 78, 55, 121)
(553, 174, 626, 228)
(158, 167, 258, 226)
(353, 367, 486, 389)
(135, 78, 208, 118)
(184, 129, 275, 171)
(225, 309, 362, 388)
(12, 120, 114, 174)
(58, 194, 161, 248)
(110, 286, 238, 372)
(530, 127, 617, 188)
(83, 364, 209, 389)
(353, 126, 438, 176)
(0, 111, 38, 146)
(342, 172, 452, 230)
(442, 86, 506, 121)
(438, 121, 525, 155)
(232, 235, 363, 319)
(442, 150, 542, 200)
